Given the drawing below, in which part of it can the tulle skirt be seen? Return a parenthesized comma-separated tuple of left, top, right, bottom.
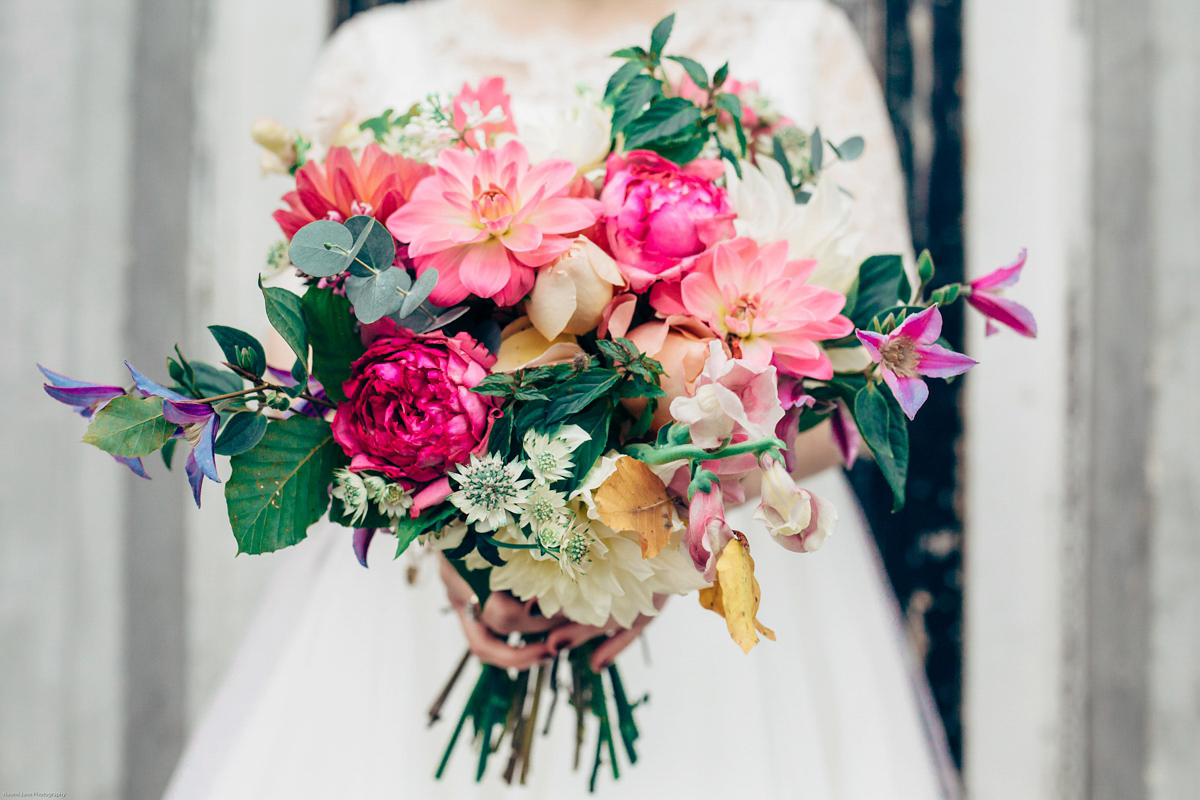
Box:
(163, 469, 958, 800)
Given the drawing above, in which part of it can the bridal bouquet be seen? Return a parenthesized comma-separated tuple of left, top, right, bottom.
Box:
(42, 14, 1033, 790)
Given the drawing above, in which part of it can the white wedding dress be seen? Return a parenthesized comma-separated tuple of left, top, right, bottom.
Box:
(164, 1, 959, 797)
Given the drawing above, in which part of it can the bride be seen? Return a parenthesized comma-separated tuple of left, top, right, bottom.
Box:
(165, 0, 960, 797)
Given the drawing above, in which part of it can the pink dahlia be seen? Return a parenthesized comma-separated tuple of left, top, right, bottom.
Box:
(273, 144, 433, 240)
(600, 150, 735, 291)
(451, 77, 517, 150)
(387, 139, 602, 307)
(654, 237, 853, 379)
(332, 319, 499, 488)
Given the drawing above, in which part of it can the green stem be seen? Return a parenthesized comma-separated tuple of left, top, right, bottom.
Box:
(480, 535, 541, 551)
(630, 435, 786, 466)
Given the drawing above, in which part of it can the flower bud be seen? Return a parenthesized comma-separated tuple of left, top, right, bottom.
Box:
(527, 237, 625, 340)
(754, 458, 837, 553)
(685, 485, 733, 581)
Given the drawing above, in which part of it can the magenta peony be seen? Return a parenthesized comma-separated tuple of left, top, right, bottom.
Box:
(387, 139, 602, 307)
(332, 319, 499, 487)
(600, 150, 735, 292)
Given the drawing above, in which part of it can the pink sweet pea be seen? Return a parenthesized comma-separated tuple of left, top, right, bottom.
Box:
(755, 457, 837, 553)
(685, 484, 734, 581)
(657, 237, 853, 379)
(387, 139, 602, 307)
(856, 305, 977, 420)
(967, 248, 1037, 337)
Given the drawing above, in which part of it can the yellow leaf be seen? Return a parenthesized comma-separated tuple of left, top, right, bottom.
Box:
(699, 537, 775, 653)
(593, 456, 674, 559)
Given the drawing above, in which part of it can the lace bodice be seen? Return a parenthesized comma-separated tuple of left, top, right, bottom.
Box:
(303, 0, 913, 267)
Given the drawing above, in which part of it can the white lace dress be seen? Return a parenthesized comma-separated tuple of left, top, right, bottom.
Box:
(164, 1, 959, 797)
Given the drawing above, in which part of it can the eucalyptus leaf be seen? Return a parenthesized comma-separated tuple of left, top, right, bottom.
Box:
(213, 412, 268, 456)
(345, 266, 406, 324)
(208, 325, 266, 378)
(666, 55, 708, 88)
(83, 395, 176, 457)
(835, 135, 865, 161)
(401, 267, 438, 318)
(225, 416, 337, 554)
(344, 215, 396, 273)
(772, 135, 793, 185)
(161, 438, 179, 470)
(288, 219, 354, 278)
(811, 126, 824, 171)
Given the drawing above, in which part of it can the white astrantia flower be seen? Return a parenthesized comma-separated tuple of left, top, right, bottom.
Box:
(331, 469, 370, 525)
(522, 424, 590, 485)
(363, 476, 414, 519)
(421, 520, 469, 553)
(519, 484, 569, 535)
(448, 453, 530, 532)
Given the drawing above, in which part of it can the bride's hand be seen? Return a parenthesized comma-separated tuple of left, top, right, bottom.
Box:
(544, 594, 668, 673)
(439, 555, 558, 670)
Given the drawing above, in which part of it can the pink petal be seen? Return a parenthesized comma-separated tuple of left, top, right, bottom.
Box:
(831, 400, 860, 468)
(520, 157, 578, 199)
(967, 292, 1038, 338)
(499, 223, 542, 252)
(457, 240, 513, 299)
(522, 197, 602, 234)
(970, 248, 1027, 290)
(896, 305, 942, 345)
(856, 330, 886, 362)
(418, 249, 471, 305)
(509, 234, 573, 267)
(680, 273, 727, 325)
(915, 342, 978, 378)
(881, 368, 929, 420)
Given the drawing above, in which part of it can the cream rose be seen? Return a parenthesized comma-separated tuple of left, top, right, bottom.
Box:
(527, 236, 626, 340)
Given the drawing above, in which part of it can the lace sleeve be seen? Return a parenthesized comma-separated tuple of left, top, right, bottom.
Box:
(812, 4, 915, 271)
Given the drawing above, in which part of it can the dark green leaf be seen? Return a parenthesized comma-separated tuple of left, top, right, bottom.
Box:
(485, 410, 515, 460)
(288, 219, 354, 278)
(917, 249, 935, 286)
(653, 131, 710, 164)
(566, 402, 613, 490)
(811, 126, 824, 171)
(772, 135, 793, 185)
(394, 504, 459, 558)
(208, 325, 266, 379)
(225, 416, 338, 554)
(845, 254, 911, 328)
(715, 92, 743, 120)
(261, 281, 309, 386)
(301, 286, 365, 405)
(328, 495, 392, 530)
(213, 412, 268, 456)
(605, 60, 644, 102)
(609, 46, 645, 60)
(666, 55, 708, 88)
(83, 395, 176, 457)
(649, 13, 675, 59)
(161, 438, 178, 470)
(712, 61, 730, 88)
(612, 75, 663, 137)
(544, 371, 622, 426)
(853, 383, 909, 510)
(623, 98, 702, 149)
(190, 361, 243, 397)
(344, 215, 396, 274)
(400, 267, 438, 319)
(345, 266, 407, 324)
(930, 284, 962, 307)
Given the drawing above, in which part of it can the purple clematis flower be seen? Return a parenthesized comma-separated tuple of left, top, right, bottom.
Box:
(967, 249, 1037, 338)
(126, 362, 220, 506)
(857, 306, 978, 420)
(40, 365, 149, 479)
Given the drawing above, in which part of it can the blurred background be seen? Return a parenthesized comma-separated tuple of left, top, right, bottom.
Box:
(1, 0, 1197, 798)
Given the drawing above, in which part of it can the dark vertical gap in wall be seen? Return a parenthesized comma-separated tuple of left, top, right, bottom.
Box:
(337, 0, 967, 769)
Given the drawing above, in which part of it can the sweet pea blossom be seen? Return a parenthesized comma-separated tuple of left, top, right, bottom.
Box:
(857, 305, 978, 419)
(685, 484, 734, 581)
(967, 248, 1037, 337)
(387, 139, 603, 307)
(655, 237, 853, 379)
(755, 457, 837, 553)
(670, 341, 785, 453)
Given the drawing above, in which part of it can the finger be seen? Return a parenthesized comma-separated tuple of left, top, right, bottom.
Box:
(545, 622, 610, 655)
(438, 555, 475, 609)
(456, 607, 550, 670)
(480, 594, 562, 635)
(591, 626, 644, 672)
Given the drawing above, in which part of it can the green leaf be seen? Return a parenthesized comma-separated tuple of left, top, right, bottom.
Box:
(930, 283, 962, 307)
(612, 75, 663, 137)
(609, 46, 646, 60)
(208, 325, 266, 378)
(301, 286, 365, 405)
(652, 131, 709, 165)
(261, 281, 310, 382)
(190, 361, 243, 397)
(649, 13, 675, 59)
(623, 98, 702, 149)
(83, 395, 176, 457)
(846, 254, 911, 328)
(394, 504, 459, 558)
(288, 219, 354, 278)
(811, 126, 824, 171)
(544, 371, 622, 426)
(567, 401, 613, 491)
(772, 135, 794, 185)
(328, 494, 393, 530)
(345, 266, 408, 324)
(917, 249, 935, 287)
(225, 416, 338, 554)
(666, 55, 708, 88)
(161, 438, 179, 470)
(605, 60, 644, 102)
(358, 108, 395, 142)
(712, 61, 730, 88)
(400, 267, 438, 319)
(213, 412, 268, 456)
(853, 383, 909, 510)
(343, 215, 396, 274)
(717, 94, 747, 155)
(833, 135, 865, 161)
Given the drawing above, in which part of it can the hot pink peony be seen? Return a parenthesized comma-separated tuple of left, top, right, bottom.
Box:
(332, 319, 499, 488)
(387, 139, 602, 307)
(273, 145, 433, 240)
(600, 150, 735, 291)
(654, 237, 853, 379)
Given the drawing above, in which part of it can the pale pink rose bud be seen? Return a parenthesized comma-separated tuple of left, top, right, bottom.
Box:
(527, 236, 626, 340)
(754, 458, 838, 553)
(686, 485, 733, 581)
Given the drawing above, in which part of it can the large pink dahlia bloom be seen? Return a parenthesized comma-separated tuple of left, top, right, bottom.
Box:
(653, 237, 853, 379)
(387, 140, 603, 307)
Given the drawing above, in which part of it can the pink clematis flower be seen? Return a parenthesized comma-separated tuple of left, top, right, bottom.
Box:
(655, 237, 854, 379)
(387, 139, 603, 307)
(967, 248, 1037, 337)
(856, 305, 978, 419)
